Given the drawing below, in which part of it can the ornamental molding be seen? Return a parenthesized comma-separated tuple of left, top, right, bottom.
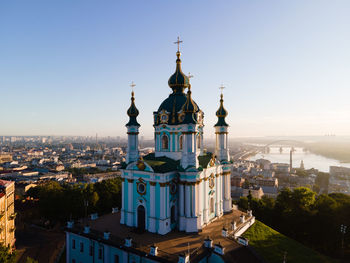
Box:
(127, 179, 134, 183)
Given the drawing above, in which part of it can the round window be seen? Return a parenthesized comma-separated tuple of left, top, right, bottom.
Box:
(137, 183, 146, 195)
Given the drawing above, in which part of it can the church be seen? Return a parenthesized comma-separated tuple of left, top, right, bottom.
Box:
(65, 41, 258, 263)
(120, 42, 232, 234)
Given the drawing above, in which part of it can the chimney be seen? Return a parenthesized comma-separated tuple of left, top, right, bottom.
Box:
(67, 221, 74, 229)
(125, 237, 132, 247)
(149, 245, 158, 256)
(204, 237, 213, 248)
(222, 227, 228, 237)
(178, 253, 189, 263)
(214, 242, 225, 255)
(83, 225, 90, 234)
(103, 231, 110, 240)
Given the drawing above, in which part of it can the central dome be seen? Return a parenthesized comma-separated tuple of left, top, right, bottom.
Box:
(168, 51, 189, 93)
(155, 52, 200, 126)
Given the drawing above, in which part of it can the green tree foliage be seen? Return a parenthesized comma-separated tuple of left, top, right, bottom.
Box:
(238, 187, 350, 259)
(26, 178, 122, 222)
(0, 245, 16, 263)
(295, 168, 308, 177)
(25, 257, 38, 263)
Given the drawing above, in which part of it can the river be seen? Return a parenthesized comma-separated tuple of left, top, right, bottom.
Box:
(248, 146, 350, 173)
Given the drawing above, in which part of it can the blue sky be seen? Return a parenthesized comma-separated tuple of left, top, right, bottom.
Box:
(1, 0, 350, 138)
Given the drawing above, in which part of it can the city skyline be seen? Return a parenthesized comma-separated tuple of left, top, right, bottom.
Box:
(1, 0, 350, 138)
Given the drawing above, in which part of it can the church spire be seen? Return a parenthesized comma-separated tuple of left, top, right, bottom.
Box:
(168, 37, 189, 93)
(182, 81, 198, 124)
(126, 82, 140, 127)
(214, 85, 228, 127)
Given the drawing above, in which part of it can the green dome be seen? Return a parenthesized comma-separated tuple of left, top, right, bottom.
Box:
(182, 85, 199, 124)
(214, 94, 228, 127)
(155, 51, 200, 126)
(168, 51, 189, 93)
(126, 91, 140, 127)
(155, 92, 200, 125)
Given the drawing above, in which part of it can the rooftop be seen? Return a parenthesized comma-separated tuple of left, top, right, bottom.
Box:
(143, 153, 180, 173)
(0, 179, 13, 188)
(68, 210, 261, 262)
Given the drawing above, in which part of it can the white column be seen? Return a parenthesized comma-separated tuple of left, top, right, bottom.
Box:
(198, 181, 203, 217)
(179, 184, 184, 217)
(160, 185, 165, 219)
(223, 172, 232, 213)
(127, 179, 134, 226)
(203, 178, 208, 223)
(149, 182, 156, 232)
(195, 183, 199, 216)
(192, 184, 196, 217)
(200, 133, 204, 156)
(215, 175, 219, 217)
(166, 184, 170, 218)
(120, 179, 125, 224)
(185, 184, 191, 217)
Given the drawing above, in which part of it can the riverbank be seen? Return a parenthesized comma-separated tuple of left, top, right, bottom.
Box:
(306, 142, 350, 163)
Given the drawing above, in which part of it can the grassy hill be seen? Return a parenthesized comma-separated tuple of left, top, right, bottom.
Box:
(243, 220, 338, 263)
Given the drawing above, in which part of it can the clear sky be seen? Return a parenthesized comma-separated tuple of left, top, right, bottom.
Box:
(1, 0, 350, 139)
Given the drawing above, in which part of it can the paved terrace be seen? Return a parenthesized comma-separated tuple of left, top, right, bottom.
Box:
(69, 210, 262, 263)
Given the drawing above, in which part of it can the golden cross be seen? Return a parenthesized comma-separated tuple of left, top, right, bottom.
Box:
(174, 36, 183, 52)
(130, 81, 136, 92)
(188, 72, 194, 79)
(219, 84, 225, 94)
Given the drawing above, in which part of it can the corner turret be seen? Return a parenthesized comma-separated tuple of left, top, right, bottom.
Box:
(126, 82, 140, 163)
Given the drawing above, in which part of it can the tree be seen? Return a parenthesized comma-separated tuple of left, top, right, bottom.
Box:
(25, 257, 38, 263)
(0, 245, 16, 263)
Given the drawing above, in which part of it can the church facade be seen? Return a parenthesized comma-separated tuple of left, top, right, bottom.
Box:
(120, 47, 232, 235)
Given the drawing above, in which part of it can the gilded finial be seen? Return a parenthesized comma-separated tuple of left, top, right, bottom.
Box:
(174, 36, 183, 53)
(214, 83, 228, 127)
(126, 81, 140, 127)
(188, 73, 193, 90)
(188, 72, 194, 81)
(130, 81, 136, 96)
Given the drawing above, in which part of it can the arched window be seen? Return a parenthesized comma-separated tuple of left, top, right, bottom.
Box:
(197, 135, 201, 149)
(171, 205, 176, 224)
(162, 134, 169, 150)
(210, 197, 215, 214)
(179, 135, 183, 150)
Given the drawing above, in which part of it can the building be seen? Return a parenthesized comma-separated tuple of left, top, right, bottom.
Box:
(272, 163, 290, 173)
(0, 180, 15, 248)
(329, 166, 350, 178)
(255, 159, 271, 170)
(255, 178, 278, 198)
(120, 48, 232, 235)
(242, 186, 264, 199)
(0, 154, 12, 164)
(66, 43, 258, 263)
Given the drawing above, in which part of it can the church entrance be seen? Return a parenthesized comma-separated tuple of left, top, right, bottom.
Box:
(137, 205, 146, 231)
